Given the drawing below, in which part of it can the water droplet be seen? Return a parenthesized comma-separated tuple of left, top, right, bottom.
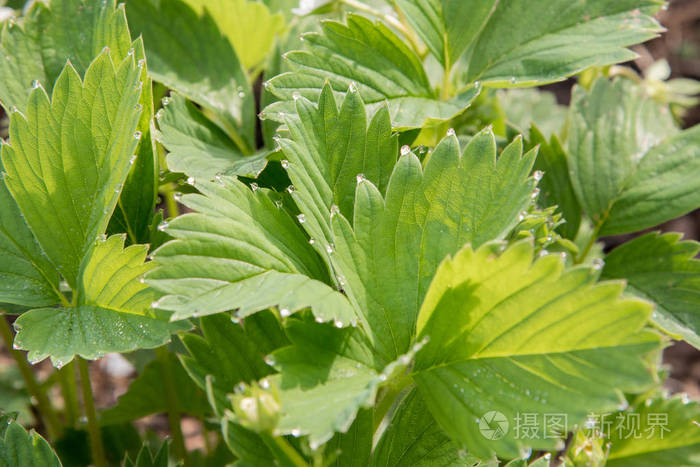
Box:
(348, 81, 358, 93)
(286, 185, 295, 194)
(591, 258, 604, 270)
(315, 316, 323, 323)
(281, 159, 290, 169)
(231, 316, 241, 324)
(102, 46, 110, 54)
(530, 188, 540, 199)
(137, 59, 146, 68)
(263, 81, 271, 89)
(330, 204, 340, 216)
(155, 109, 164, 119)
(127, 48, 135, 57)
(9, 105, 17, 114)
(280, 308, 291, 317)
(510, 77, 517, 84)
(260, 378, 270, 389)
(446, 128, 456, 136)
(308, 238, 315, 245)
(290, 428, 301, 437)
(334, 320, 343, 328)
(157, 221, 169, 231)
(114, 183, 123, 193)
(214, 173, 223, 184)
(139, 276, 146, 284)
(297, 213, 306, 223)
(250, 182, 259, 192)
(518, 211, 526, 221)
(135, 81, 143, 89)
(31, 79, 40, 89)
(325, 243, 335, 254)
(162, 96, 170, 106)
(150, 300, 160, 308)
(473, 81, 481, 87)
(235, 382, 247, 393)
(96, 233, 107, 242)
(400, 145, 411, 156)
(133, 131, 142, 140)
(173, 192, 182, 201)
(533, 170, 544, 181)
(264, 356, 276, 366)
(186, 176, 195, 185)
(292, 91, 301, 101)
(129, 155, 137, 165)
(356, 173, 366, 184)
(134, 103, 142, 112)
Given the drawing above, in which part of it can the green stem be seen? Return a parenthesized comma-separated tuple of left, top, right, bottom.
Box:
(575, 221, 603, 265)
(77, 358, 107, 467)
(441, 34, 452, 101)
(0, 314, 62, 438)
(58, 362, 79, 427)
(260, 432, 308, 467)
(155, 347, 189, 466)
(160, 183, 180, 219)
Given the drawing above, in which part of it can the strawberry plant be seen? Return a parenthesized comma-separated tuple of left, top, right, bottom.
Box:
(0, 0, 699, 465)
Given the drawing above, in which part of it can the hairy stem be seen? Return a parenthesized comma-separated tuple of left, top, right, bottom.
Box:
(58, 362, 79, 427)
(156, 346, 189, 466)
(77, 358, 107, 467)
(0, 314, 62, 439)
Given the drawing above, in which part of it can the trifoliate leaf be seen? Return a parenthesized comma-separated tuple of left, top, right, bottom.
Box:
(568, 78, 700, 235)
(180, 314, 272, 416)
(148, 176, 358, 325)
(330, 129, 536, 362)
(100, 352, 209, 425)
(0, 166, 61, 307)
(371, 388, 478, 466)
(263, 14, 480, 129)
(267, 318, 424, 448)
(606, 396, 700, 466)
(0, 0, 132, 113)
(528, 125, 581, 239)
(1, 50, 142, 288)
(14, 235, 180, 366)
(125, 0, 256, 154)
(155, 92, 267, 179)
(602, 232, 700, 349)
(412, 241, 660, 459)
(398, 0, 663, 86)
(0, 418, 61, 467)
(182, 0, 285, 70)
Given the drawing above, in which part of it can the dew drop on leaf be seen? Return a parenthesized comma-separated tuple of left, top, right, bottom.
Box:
(400, 145, 411, 156)
(297, 213, 306, 223)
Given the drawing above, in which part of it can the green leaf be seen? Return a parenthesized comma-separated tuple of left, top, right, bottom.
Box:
(182, 0, 285, 70)
(330, 128, 536, 362)
(0, 418, 61, 467)
(221, 419, 275, 467)
(412, 241, 660, 459)
(568, 78, 700, 235)
(1, 50, 142, 287)
(180, 314, 272, 416)
(528, 125, 581, 239)
(263, 14, 480, 129)
(371, 388, 477, 466)
(602, 232, 700, 349)
(439, 0, 661, 86)
(276, 84, 397, 257)
(0, 0, 133, 113)
(125, 0, 256, 154)
(0, 166, 61, 307)
(606, 396, 700, 466)
(100, 352, 209, 425)
(123, 440, 170, 467)
(148, 176, 358, 325)
(498, 89, 567, 139)
(325, 409, 372, 467)
(267, 318, 424, 447)
(108, 38, 159, 246)
(155, 92, 267, 179)
(13, 235, 180, 366)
